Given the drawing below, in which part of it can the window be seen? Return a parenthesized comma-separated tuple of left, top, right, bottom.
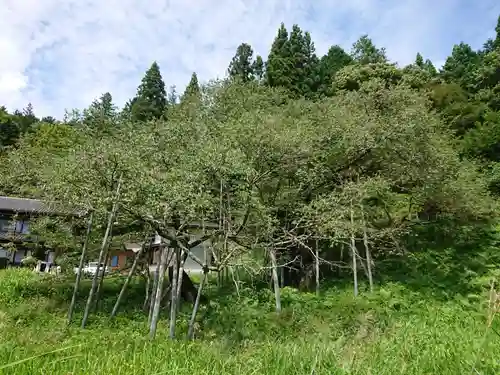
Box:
(0, 218, 13, 232)
(20, 221, 30, 234)
(111, 255, 119, 267)
(15, 220, 29, 234)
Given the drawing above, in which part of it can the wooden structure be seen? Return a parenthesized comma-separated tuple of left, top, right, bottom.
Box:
(0, 195, 85, 266)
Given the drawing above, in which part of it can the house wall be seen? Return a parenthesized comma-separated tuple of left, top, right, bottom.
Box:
(0, 212, 33, 265)
(109, 250, 136, 270)
(149, 234, 212, 274)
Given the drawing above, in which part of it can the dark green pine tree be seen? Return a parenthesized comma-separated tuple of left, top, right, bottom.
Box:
(252, 55, 265, 82)
(299, 31, 321, 98)
(351, 35, 387, 64)
(424, 59, 438, 76)
(266, 23, 291, 88)
(494, 15, 500, 49)
(317, 45, 352, 97)
(415, 53, 425, 68)
(131, 61, 167, 122)
(228, 43, 255, 83)
(287, 24, 306, 95)
(83, 92, 118, 132)
(183, 72, 201, 101)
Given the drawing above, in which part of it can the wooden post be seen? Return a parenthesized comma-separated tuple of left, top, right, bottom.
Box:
(94, 246, 111, 312)
(168, 246, 180, 339)
(175, 249, 188, 312)
(361, 208, 374, 293)
(148, 255, 160, 324)
(315, 238, 320, 296)
(67, 211, 93, 324)
(350, 203, 358, 297)
(143, 255, 151, 311)
(149, 246, 168, 340)
(81, 176, 122, 328)
(269, 247, 281, 313)
(187, 220, 208, 340)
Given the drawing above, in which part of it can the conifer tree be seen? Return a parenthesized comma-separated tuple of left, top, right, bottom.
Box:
(131, 61, 167, 122)
(252, 55, 265, 82)
(228, 43, 255, 83)
(415, 53, 424, 68)
(182, 73, 201, 101)
(266, 23, 291, 88)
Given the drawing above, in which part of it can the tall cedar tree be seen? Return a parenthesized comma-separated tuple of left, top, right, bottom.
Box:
(252, 55, 265, 82)
(266, 23, 292, 89)
(415, 53, 424, 68)
(299, 31, 320, 98)
(131, 62, 167, 122)
(182, 73, 201, 101)
(228, 43, 255, 83)
(267, 24, 320, 98)
(494, 15, 500, 49)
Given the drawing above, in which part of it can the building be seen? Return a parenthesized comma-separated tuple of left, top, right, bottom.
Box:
(112, 230, 215, 274)
(0, 195, 84, 267)
(0, 194, 218, 273)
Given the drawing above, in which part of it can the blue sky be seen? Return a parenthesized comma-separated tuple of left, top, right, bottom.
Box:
(0, 0, 499, 118)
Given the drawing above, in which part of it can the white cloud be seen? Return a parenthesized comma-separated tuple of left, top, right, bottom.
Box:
(0, 0, 498, 118)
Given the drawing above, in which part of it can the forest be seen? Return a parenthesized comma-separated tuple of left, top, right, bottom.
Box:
(1, 18, 500, 374)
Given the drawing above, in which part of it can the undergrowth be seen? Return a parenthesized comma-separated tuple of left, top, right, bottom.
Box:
(0, 251, 499, 375)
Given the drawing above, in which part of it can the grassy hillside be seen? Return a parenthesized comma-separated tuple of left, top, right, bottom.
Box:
(1, 254, 499, 375)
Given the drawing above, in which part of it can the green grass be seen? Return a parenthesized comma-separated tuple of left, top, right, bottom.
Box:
(0, 266, 499, 374)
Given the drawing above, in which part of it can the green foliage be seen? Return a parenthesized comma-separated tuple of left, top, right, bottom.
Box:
(317, 45, 353, 97)
(0, 106, 21, 148)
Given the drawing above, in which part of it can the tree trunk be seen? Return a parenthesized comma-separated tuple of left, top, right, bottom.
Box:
(148, 257, 160, 324)
(279, 252, 285, 287)
(149, 246, 168, 340)
(269, 247, 281, 313)
(350, 205, 358, 297)
(94, 247, 111, 312)
(168, 247, 181, 339)
(175, 249, 187, 312)
(81, 177, 122, 328)
(143, 257, 151, 311)
(361, 211, 374, 293)
(67, 211, 93, 324)
(187, 271, 207, 340)
(111, 245, 144, 318)
(315, 238, 320, 296)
